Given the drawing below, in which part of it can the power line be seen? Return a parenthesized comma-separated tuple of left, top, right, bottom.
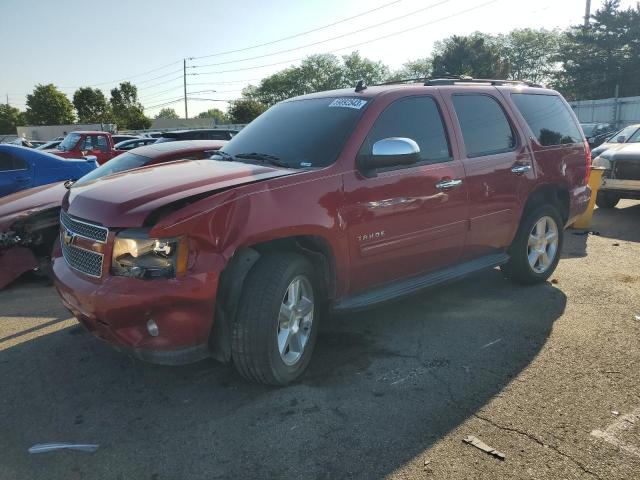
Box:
(190, 0, 451, 69)
(189, 0, 405, 61)
(59, 60, 183, 89)
(191, 0, 500, 77)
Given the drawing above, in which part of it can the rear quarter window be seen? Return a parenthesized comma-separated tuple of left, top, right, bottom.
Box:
(511, 93, 582, 146)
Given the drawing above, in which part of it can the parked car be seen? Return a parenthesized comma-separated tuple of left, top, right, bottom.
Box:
(11, 138, 35, 148)
(592, 143, 640, 208)
(0, 140, 226, 289)
(112, 134, 141, 144)
(0, 145, 96, 197)
(580, 123, 617, 149)
(590, 123, 640, 157)
(114, 137, 157, 151)
(53, 79, 590, 385)
(45, 131, 123, 165)
(155, 129, 238, 143)
(36, 140, 62, 151)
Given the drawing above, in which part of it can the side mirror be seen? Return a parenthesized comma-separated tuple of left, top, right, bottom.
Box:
(83, 155, 98, 165)
(616, 135, 626, 143)
(359, 137, 420, 176)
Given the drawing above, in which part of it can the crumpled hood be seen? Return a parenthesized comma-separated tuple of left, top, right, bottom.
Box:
(66, 159, 296, 228)
(598, 143, 640, 161)
(0, 182, 66, 231)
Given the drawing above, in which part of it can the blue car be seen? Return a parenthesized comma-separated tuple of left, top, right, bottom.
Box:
(0, 145, 96, 197)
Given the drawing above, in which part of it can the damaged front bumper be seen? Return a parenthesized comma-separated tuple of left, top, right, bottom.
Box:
(0, 246, 39, 289)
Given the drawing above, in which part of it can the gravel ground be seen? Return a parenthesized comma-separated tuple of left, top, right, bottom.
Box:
(1, 201, 639, 480)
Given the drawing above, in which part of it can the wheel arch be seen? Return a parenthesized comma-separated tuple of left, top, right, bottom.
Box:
(522, 183, 570, 227)
(209, 234, 337, 362)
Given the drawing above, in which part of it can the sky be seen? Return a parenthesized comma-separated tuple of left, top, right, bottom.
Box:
(0, 0, 636, 119)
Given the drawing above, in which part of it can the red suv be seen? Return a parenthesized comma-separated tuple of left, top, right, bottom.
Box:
(53, 78, 591, 385)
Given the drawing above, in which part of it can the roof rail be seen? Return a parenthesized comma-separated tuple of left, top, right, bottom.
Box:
(423, 76, 543, 88)
(374, 76, 543, 88)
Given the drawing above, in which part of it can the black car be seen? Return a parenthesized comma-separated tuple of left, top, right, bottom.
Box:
(580, 123, 617, 149)
(592, 143, 640, 208)
(155, 129, 238, 143)
(114, 137, 158, 151)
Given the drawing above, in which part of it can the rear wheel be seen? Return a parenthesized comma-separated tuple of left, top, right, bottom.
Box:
(595, 191, 620, 209)
(501, 205, 563, 285)
(231, 253, 319, 385)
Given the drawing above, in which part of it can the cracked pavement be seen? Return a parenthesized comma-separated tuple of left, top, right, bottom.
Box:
(1, 201, 639, 479)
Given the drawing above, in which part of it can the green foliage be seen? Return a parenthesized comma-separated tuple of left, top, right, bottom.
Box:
(244, 52, 388, 107)
(553, 0, 640, 100)
(388, 58, 432, 81)
(25, 84, 75, 125)
(155, 107, 179, 119)
(110, 82, 151, 130)
(73, 87, 112, 123)
(196, 108, 229, 124)
(500, 29, 562, 84)
(227, 98, 267, 124)
(431, 33, 510, 78)
(0, 104, 25, 134)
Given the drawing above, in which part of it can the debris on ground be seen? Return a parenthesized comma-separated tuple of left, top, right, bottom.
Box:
(613, 243, 620, 246)
(572, 230, 600, 236)
(635, 315, 640, 321)
(462, 435, 506, 460)
(481, 338, 502, 349)
(551, 278, 559, 284)
(612, 411, 620, 416)
(28, 443, 99, 454)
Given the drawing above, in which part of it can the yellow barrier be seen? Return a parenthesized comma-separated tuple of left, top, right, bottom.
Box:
(571, 166, 606, 229)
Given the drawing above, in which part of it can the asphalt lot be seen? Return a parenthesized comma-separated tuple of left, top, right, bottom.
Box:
(1, 202, 639, 480)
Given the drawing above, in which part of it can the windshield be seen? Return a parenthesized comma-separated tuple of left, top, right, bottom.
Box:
(58, 133, 81, 151)
(217, 97, 369, 168)
(609, 125, 640, 143)
(580, 124, 596, 136)
(73, 152, 151, 187)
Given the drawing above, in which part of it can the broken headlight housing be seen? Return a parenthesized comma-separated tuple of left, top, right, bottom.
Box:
(111, 229, 188, 279)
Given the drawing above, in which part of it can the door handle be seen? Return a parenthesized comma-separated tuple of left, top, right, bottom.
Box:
(15, 176, 31, 183)
(511, 164, 531, 175)
(435, 179, 463, 190)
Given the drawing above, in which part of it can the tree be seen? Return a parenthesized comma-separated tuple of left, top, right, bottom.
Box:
(388, 58, 432, 81)
(155, 107, 179, 119)
(431, 33, 510, 78)
(196, 108, 229, 124)
(340, 51, 389, 87)
(110, 82, 151, 130)
(25, 84, 75, 125)
(500, 29, 562, 84)
(553, 0, 640, 100)
(73, 87, 111, 123)
(227, 99, 267, 123)
(0, 104, 25, 134)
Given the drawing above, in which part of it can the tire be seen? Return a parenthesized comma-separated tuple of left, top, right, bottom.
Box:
(595, 191, 620, 209)
(231, 253, 319, 385)
(501, 204, 564, 285)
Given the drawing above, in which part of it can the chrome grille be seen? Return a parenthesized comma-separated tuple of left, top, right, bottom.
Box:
(60, 210, 108, 243)
(61, 241, 104, 277)
(59, 211, 108, 277)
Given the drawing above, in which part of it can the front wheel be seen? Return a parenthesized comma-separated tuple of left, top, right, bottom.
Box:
(595, 191, 620, 209)
(501, 205, 563, 285)
(231, 253, 319, 385)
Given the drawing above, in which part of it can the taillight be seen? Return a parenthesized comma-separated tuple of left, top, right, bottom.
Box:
(583, 140, 591, 185)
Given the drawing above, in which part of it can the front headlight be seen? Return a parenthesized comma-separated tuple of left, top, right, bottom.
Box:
(111, 229, 188, 279)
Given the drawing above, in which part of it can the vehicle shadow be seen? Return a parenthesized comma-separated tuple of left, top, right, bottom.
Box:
(591, 200, 640, 243)
(0, 269, 566, 480)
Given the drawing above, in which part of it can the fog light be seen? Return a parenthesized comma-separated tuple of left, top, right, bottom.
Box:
(146, 319, 159, 337)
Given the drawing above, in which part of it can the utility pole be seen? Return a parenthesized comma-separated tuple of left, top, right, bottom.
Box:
(183, 58, 188, 119)
(584, 0, 591, 27)
(5, 94, 8, 106)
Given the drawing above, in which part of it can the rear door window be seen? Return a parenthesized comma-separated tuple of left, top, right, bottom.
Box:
(0, 152, 27, 171)
(361, 96, 451, 164)
(452, 94, 516, 157)
(511, 93, 582, 146)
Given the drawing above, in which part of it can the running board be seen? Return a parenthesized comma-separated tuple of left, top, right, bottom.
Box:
(332, 253, 510, 313)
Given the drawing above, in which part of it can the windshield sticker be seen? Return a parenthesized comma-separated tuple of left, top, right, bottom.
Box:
(329, 98, 368, 109)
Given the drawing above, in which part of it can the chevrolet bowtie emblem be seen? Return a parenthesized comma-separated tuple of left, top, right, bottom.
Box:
(62, 229, 75, 246)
